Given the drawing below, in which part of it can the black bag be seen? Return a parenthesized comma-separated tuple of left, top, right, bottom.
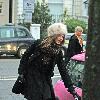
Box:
(12, 76, 25, 94)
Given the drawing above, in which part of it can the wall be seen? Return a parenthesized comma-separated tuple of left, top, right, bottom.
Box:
(64, 0, 83, 16)
(12, 0, 17, 24)
(0, 0, 9, 25)
(0, 0, 17, 25)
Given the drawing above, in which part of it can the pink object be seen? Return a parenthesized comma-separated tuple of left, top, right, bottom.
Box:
(71, 53, 85, 62)
(54, 80, 82, 100)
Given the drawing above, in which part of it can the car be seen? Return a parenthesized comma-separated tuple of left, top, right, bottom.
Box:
(64, 33, 74, 48)
(64, 33, 87, 50)
(0, 24, 35, 58)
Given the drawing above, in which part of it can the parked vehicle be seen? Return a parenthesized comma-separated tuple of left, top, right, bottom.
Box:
(0, 24, 35, 58)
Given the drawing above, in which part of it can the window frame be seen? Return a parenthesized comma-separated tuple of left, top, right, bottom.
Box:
(0, 2, 3, 14)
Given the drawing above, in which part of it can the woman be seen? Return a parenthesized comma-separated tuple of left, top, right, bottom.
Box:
(18, 23, 81, 100)
(66, 26, 84, 62)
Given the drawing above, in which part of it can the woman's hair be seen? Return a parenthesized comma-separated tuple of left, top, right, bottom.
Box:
(41, 23, 67, 48)
(40, 36, 55, 48)
(75, 26, 83, 32)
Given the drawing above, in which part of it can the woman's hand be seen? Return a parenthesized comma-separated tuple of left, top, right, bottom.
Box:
(68, 85, 81, 100)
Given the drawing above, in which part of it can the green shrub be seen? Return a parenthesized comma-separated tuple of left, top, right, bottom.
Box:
(32, 1, 52, 39)
(64, 18, 87, 33)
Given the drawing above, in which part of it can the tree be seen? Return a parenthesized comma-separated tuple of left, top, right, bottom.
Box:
(83, 0, 100, 100)
(32, 1, 52, 39)
(63, 8, 87, 33)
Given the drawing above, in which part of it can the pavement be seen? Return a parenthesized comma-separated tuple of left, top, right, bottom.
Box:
(0, 58, 61, 100)
(0, 77, 26, 100)
(0, 75, 61, 100)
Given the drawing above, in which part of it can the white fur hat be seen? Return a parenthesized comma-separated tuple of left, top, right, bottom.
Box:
(47, 23, 68, 37)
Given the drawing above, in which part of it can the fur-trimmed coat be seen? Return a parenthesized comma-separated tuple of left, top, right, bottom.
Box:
(18, 39, 73, 100)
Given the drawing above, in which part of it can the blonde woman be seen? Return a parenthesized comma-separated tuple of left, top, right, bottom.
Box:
(67, 26, 84, 62)
(17, 23, 81, 100)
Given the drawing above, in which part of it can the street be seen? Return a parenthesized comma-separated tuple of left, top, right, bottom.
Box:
(0, 56, 61, 100)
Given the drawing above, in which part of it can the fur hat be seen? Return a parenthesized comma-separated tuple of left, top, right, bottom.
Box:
(47, 23, 68, 37)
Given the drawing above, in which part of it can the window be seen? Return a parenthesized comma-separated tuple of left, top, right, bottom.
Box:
(0, 2, 3, 13)
(48, 0, 63, 22)
(83, 0, 88, 16)
(73, 0, 82, 16)
(48, 0, 63, 15)
(0, 28, 15, 38)
(16, 28, 28, 37)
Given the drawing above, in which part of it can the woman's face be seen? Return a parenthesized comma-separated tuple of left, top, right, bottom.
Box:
(55, 34, 65, 45)
(76, 31, 83, 37)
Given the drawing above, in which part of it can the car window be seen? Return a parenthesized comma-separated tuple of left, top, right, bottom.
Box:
(16, 28, 29, 38)
(65, 35, 72, 40)
(65, 33, 74, 40)
(0, 28, 14, 38)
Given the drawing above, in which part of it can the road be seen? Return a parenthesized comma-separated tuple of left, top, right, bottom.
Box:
(0, 56, 61, 100)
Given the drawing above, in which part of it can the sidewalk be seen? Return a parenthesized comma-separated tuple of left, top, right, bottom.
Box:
(0, 75, 61, 100)
(0, 78, 26, 100)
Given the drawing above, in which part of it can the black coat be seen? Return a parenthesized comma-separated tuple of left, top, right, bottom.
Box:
(18, 39, 73, 100)
(67, 34, 83, 61)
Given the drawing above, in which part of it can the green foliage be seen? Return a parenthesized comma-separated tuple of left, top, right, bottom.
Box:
(32, 1, 52, 39)
(62, 8, 87, 33)
(64, 18, 87, 33)
(62, 8, 69, 22)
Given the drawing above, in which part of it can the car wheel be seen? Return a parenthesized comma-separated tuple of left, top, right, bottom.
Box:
(17, 47, 27, 58)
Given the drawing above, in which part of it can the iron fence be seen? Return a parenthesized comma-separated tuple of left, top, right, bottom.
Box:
(51, 14, 88, 24)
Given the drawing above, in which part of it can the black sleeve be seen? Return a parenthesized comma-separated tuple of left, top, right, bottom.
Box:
(18, 39, 40, 75)
(57, 50, 73, 88)
(68, 38, 77, 57)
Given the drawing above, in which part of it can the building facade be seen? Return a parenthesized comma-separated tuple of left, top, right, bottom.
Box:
(0, 0, 17, 25)
(0, 0, 88, 25)
(47, 0, 88, 22)
(37, 0, 88, 22)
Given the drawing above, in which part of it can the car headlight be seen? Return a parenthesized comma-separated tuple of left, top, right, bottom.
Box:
(13, 46, 17, 51)
(6, 44, 11, 50)
(6, 44, 16, 51)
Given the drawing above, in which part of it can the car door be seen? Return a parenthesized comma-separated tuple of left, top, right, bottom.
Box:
(15, 27, 33, 46)
(0, 27, 17, 55)
(15, 27, 33, 58)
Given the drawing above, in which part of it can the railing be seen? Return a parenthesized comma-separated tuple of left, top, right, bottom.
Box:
(51, 14, 88, 23)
